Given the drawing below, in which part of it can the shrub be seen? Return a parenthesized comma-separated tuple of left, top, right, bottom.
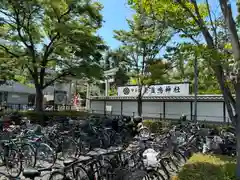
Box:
(0, 111, 89, 125)
(23, 111, 88, 121)
(143, 120, 171, 133)
(175, 153, 236, 180)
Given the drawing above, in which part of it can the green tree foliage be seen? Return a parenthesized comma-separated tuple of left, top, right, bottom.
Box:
(129, 0, 240, 177)
(165, 44, 221, 94)
(0, 0, 106, 111)
(104, 49, 130, 86)
(114, 13, 172, 115)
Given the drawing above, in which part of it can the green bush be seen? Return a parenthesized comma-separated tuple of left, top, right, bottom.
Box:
(143, 120, 171, 133)
(0, 111, 89, 125)
(23, 111, 88, 121)
(143, 119, 234, 134)
(173, 153, 236, 180)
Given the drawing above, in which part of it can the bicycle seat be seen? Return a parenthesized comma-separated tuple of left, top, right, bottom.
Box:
(63, 158, 77, 166)
(108, 146, 123, 152)
(78, 155, 92, 162)
(87, 150, 99, 157)
(93, 148, 108, 155)
(60, 131, 70, 135)
(22, 168, 41, 178)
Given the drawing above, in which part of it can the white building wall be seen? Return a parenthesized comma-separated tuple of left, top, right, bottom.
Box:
(165, 102, 191, 120)
(90, 99, 226, 122)
(193, 102, 224, 122)
(90, 101, 104, 114)
(142, 102, 164, 118)
(122, 101, 138, 116)
(106, 101, 121, 115)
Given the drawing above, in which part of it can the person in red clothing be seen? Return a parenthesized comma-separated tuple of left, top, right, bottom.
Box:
(3, 116, 11, 129)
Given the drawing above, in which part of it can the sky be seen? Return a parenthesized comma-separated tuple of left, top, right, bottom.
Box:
(98, 0, 238, 50)
(97, 0, 134, 49)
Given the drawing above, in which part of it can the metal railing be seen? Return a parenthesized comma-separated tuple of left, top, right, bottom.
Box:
(0, 104, 74, 112)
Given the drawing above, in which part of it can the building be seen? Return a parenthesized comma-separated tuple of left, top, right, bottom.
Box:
(0, 80, 71, 106)
(0, 80, 35, 105)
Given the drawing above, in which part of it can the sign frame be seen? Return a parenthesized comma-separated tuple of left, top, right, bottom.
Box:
(117, 83, 190, 97)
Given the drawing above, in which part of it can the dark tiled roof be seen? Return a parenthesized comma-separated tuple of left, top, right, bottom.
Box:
(90, 95, 227, 101)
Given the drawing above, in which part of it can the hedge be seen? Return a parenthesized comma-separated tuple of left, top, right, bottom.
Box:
(172, 153, 236, 180)
(143, 119, 233, 133)
(0, 111, 90, 125)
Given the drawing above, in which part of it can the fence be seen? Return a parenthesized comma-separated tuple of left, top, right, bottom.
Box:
(90, 99, 230, 123)
(0, 104, 74, 112)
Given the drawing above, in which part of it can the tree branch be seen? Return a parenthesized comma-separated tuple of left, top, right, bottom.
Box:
(177, 0, 215, 48)
(219, 0, 240, 61)
(0, 45, 20, 58)
(42, 71, 73, 89)
(205, 0, 218, 45)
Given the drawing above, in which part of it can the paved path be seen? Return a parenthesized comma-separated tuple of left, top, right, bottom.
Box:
(0, 159, 64, 180)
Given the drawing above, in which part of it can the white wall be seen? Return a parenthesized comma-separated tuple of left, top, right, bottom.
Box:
(90, 101, 104, 114)
(165, 102, 191, 120)
(106, 101, 121, 115)
(90, 100, 226, 122)
(122, 101, 137, 116)
(142, 102, 164, 118)
(194, 102, 224, 122)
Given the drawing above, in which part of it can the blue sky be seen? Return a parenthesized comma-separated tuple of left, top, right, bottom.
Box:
(98, 0, 238, 50)
(97, 0, 134, 49)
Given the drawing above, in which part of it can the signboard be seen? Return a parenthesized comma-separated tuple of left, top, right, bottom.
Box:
(106, 105, 112, 112)
(117, 83, 190, 97)
(54, 90, 67, 104)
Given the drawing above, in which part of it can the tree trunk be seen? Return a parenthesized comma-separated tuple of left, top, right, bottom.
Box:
(235, 83, 240, 179)
(137, 94, 142, 116)
(35, 87, 44, 112)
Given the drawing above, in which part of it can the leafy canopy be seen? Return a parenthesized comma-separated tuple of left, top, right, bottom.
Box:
(0, 0, 106, 89)
(114, 13, 173, 88)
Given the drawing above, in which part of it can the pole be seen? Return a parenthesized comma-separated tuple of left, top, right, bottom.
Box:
(194, 55, 198, 122)
(86, 83, 90, 110)
(105, 79, 109, 96)
(68, 80, 72, 105)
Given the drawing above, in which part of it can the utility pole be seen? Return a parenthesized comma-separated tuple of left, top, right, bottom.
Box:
(194, 55, 198, 122)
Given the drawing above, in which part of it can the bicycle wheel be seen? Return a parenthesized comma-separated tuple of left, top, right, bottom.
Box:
(5, 147, 22, 178)
(48, 171, 65, 180)
(16, 142, 36, 168)
(100, 131, 111, 148)
(160, 157, 178, 173)
(36, 143, 56, 168)
(76, 166, 91, 180)
(122, 170, 148, 180)
(61, 136, 79, 159)
(146, 169, 166, 180)
(173, 151, 186, 165)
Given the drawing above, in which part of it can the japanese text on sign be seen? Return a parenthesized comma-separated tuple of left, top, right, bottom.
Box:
(117, 83, 189, 96)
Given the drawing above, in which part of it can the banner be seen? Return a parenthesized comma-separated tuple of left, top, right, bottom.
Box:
(54, 90, 67, 104)
(117, 83, 190, 97)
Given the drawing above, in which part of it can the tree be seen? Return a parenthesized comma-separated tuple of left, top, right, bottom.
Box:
(129, 0, 240, 177)
(0, 0, 105, 111)
(104, 48, 130, 86)
(114, 13, 172, 116)
(165, 44, 221, 94)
